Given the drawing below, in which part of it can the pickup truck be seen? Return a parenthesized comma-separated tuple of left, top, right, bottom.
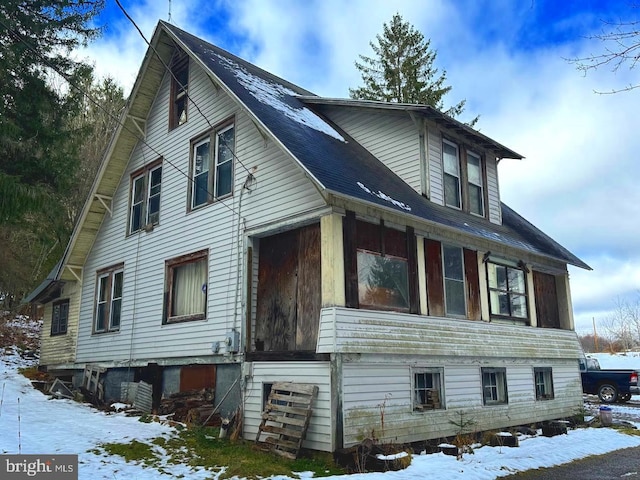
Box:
(579, 356, 640, 403)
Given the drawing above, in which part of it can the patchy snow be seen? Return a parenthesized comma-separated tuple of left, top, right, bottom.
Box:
(357, 181, 412, 211)
(212, 53, 346, 142)
(3, 348, 640, 479)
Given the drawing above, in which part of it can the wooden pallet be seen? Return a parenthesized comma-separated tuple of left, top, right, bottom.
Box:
(256, 382, 318, 459)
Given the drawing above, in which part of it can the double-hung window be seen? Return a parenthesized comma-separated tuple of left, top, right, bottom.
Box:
(190, 123, 235, 210)
(482, 367, 508, 405)
(442, 244, 465, 316)
(442, 140, 486, 217)
(170, 53, 189, 129)
(534, 367, 554, 400)
(487, 261, 528, 321)
(94, 265, 123, 333)
(129, 160, 162, 234)
(164, 250, 208, 323)
(413, 368, 444, 411)
(51, 299, 69, 336)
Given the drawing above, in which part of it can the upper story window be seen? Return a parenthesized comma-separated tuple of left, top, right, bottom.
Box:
(442, 244, 466, 317)
(442, 139, 486, 217)
(164, 250, 208, 324)
(129, 159, 162, 234)
(487, 261, 528, 321)
(94, 264, 123, 334)
(51, 299, 69, 336)
(190, 123, 235, 210)
(169, 53, 189, 130)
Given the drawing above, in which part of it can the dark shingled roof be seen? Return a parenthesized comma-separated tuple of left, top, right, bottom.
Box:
(162, 22, 589, 270)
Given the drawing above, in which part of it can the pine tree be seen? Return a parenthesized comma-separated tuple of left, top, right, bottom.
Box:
(350, 13, 476, 124)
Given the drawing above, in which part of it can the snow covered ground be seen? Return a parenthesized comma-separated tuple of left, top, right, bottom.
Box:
(2, 348, 640, 479)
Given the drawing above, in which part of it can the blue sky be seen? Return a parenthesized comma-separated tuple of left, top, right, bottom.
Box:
(78, 0, 640, 335)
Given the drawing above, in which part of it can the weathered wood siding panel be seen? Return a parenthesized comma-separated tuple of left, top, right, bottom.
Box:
(243, 361, 333, 452)
(316, 307, 583, 359)
(324, 109, 422, 192)
(486, 155, 501, 224)
(75, 60, 325, 364)
(341, 357, 581, 447)
(40, 281, 80, 366)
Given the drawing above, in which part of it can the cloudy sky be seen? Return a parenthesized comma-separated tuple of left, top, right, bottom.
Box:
(77, 0, 640, 335)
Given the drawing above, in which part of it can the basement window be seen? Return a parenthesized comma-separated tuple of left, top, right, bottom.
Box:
(482, 367, 508, 405)
(413, 368, 444, 411)
(534, 367, 554, 400)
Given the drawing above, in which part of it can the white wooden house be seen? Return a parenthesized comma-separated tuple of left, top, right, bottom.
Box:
(27, 21, 590, 452)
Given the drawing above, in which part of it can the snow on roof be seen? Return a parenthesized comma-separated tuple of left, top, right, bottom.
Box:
(213, 53, 346, 142)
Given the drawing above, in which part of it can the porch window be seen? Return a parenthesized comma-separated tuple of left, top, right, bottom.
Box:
(357, 250, 409, 310)
(487, 261, 528, 321)
(129, 160, 162, 234)
(443, 244, 466, 316)
(94, 265, 123, 333)
(413, 368, 444, 411)
(164, 250, 208, 323)
(482, 367, 508, 405)
(51, 299, 69, 336)
(190, 123, 235, 210)
(534, 367, 554, 400)
(170, 53, 189, 129)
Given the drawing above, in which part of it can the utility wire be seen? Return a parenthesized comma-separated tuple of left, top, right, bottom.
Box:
(114, 0, 253, 176)
(0, 15, 243, 218)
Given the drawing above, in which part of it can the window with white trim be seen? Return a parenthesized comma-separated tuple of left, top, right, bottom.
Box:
(482, 367, 508, 405)
(467, 151, 484, 216)
(94, 265, 123, 333)
(413, 368, 444, 411)
(442, 139, 486, 217)
(164, 250, 208, 323)
(443, 244, 466, 316)
(443, 140, 461, 209)
(190, 123, 235, 210)
(534, 367, 554, 400)
(487, 261, 528, 321)
(129, 160, 162, 234)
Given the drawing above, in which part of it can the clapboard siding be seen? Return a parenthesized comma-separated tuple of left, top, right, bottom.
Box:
(341, 357, 581, 447)
(39, 281, 81, 366)
(486, 154, 501, 224)
(75, 60, 325, 364)
(427, 126, 444, 204)
(244, 361, 333, 452)
(317, 307, 583, 359)
(325, 109, 422, 192)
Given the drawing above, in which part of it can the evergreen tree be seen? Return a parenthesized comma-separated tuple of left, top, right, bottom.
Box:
(0, 0, 104, 223)
(350, 13, 477, 124)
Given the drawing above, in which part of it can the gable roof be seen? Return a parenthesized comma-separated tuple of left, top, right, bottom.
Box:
(45, 21, 588, 290)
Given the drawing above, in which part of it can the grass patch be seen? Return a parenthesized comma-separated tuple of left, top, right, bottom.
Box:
(95, 426, 344, 479)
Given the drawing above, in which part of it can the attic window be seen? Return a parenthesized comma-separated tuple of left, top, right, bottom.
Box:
(170, 53, 189, 129)
(442, 139, 487, 218)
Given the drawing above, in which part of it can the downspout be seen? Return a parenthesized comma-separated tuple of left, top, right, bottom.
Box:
(408, 111, 429, 199)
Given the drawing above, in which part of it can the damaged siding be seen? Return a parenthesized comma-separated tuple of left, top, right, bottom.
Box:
(40, 281, 80, 367)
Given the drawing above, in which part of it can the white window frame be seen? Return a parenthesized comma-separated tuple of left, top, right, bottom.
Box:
(94, 266, 123, 334)
(466, 150, 485, 217)
(482, 367, 508, 405)
(442, 139, 462, 209)
(412, 367, 445, 412)
(534, 367, 554, 400)
(129, 161, 162, 234)
(190, 123, 235, 210)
